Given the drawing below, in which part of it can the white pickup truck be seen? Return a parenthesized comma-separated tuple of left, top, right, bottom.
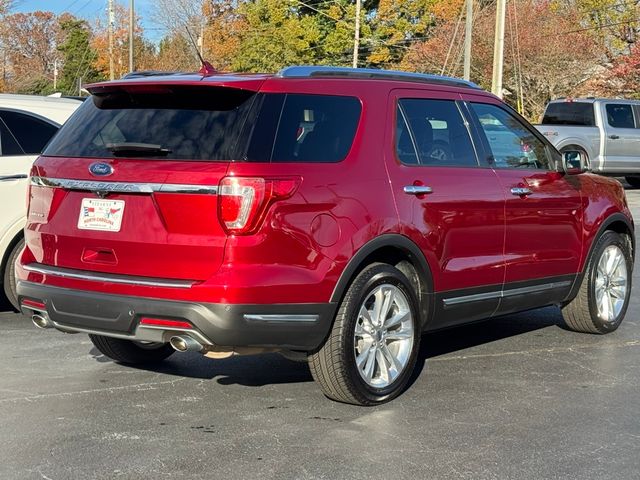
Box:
(535, 98, 640, 187)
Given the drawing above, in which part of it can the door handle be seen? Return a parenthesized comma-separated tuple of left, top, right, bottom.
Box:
(609, 134, 620, 139)
(404, 185, 433, 195)
(511, 186, 532, 196)
(0, 174, 28, 182)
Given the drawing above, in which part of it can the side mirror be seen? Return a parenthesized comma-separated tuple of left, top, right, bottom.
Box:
(562, 150, 588, 175)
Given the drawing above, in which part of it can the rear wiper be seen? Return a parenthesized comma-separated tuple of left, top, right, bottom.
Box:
(106, 142, 172, 157)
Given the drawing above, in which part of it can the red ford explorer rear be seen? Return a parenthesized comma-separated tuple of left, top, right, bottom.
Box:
(17, 66, 634, 405)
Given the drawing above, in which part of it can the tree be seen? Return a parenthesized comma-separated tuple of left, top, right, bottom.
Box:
(402, 0, 603, 120)
(58, 15, 103, 94)
(0, 11, 61, 93)
(232, 0, 322, 72)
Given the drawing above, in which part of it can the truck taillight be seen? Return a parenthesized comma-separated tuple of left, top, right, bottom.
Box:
(218, 176, 300, 235)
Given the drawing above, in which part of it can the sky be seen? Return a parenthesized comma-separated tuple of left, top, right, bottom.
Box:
(15, 0, 164, 42)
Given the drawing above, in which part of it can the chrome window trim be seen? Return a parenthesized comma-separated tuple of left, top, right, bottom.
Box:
(443, 281, 572, 307)
(22, 263, 195, 289)
(30, 176, 218, 195)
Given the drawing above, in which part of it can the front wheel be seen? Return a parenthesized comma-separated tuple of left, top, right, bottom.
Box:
(562, 231, 632, 333)
(89, 334, 175, 364)
(309, 264, 421, 405)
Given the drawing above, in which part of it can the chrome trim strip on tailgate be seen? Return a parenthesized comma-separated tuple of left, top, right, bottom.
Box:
(30, 176, 218, 195)
(22, 263, 195, 289)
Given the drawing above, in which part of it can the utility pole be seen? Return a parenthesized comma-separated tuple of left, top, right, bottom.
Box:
(463, 0, 473, 81)
(352, 0, 361, 68)
(108, 0, 115, 80)
(129, 0, 134, 73)
(491, 0, 506, 97)
(53, 59, 58, 90)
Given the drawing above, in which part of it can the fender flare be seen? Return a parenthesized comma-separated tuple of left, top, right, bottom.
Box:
(329, 234, 435, 327)
(566, 212, 635, 302)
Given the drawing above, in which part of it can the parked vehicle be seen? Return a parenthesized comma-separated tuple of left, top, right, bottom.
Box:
(16, 67, 634, 405)
(535, 98, 640, 186)
(0, 94, 81, 309)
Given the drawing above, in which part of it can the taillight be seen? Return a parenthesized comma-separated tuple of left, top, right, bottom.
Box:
(218, 176, 300, 235)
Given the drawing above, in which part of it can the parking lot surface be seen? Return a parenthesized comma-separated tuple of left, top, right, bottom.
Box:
(1, 185, 640, 480)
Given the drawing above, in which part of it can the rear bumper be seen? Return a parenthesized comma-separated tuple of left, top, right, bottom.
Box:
(17, 281, 336, 351)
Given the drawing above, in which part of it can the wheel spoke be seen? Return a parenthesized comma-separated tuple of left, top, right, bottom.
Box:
(606, 292, 615, 321)
(385, 329, 413, 342)
(363, 348, 377, 381)
(379, 288, 394, 325)
(359, 306, 374, 329)
(384, 310, 409, 330)
(608, 250, 623, 275)
(356, 342, 372, 369)
(371, 288, 386, 325)
(610, 286, 626, 299)
(381, 344, 401, 376)
(376, 348, 390, 384)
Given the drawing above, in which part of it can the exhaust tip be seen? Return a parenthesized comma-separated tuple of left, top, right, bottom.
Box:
(169, 335, 203, 353)
(32, 314, 52, 329)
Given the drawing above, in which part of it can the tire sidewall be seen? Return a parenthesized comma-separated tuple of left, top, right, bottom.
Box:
(3, 238, 24, 310)
(343, 266, 421, 403)
(586, 232, 633, 332)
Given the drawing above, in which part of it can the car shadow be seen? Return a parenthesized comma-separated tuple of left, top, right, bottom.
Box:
(114, 306, 565, 389)
(0, 295, 15, 314)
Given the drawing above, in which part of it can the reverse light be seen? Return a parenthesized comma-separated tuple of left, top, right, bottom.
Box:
(139, 318, 193, 329)
(218, 176, 300, 235)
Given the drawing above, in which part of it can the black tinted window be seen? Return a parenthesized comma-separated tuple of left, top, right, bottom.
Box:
(606, 104, 635, 129)
(471, 103, 551, 170)
(0, 118, 24, 156)
(45, 86, 256, 160)
(541, 102, 595, 126)
(0, 111, 58, 154)
(45, 89, 361, 163)
(396, 99, 477, 167)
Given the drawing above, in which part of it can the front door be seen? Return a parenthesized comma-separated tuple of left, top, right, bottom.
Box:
(465, 100, 583, 315)
(385, 90, 505, 329)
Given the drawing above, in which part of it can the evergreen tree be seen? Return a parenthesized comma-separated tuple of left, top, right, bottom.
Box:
(58, 16, 103, 95)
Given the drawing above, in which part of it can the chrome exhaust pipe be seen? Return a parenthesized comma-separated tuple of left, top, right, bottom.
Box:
(32, 314, 53, 329)
(169, 335, 204, 353)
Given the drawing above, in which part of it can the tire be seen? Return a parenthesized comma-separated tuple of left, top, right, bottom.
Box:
(309, 263, 421, 405)
(3, 237, 24, 311)
(89, 334, 175, 364)
(561, 231, 633, 334)
(625, 176, 640, 189)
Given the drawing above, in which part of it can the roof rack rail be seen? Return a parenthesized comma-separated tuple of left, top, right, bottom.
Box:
(121, 70, 184, 79)
(277, 66, 481, 89)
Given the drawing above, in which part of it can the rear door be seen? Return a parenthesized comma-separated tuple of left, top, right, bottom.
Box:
(0, 110, 58, 241)
(465, 100, 582, 315)
(601, 102, 640, 172)
(385, 89, 505, 329)
(26, 85, 258, 281)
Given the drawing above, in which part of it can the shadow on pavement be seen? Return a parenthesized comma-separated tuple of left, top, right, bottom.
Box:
(0, 295, 15, 314)
(118, 306, 565, 389)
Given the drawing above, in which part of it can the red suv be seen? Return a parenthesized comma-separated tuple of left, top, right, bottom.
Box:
(17, 66, 634, 405)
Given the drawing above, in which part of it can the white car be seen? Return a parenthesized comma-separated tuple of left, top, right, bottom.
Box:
(0, 94, 81, 309)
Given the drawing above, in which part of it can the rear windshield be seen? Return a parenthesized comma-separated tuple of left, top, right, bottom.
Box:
(541, 102, 595, 126)
(44, 86, 362, 163)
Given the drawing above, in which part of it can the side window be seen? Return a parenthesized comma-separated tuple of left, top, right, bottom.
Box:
(606, 104, 635, 129)
(396, 99, 477, 167)
(0, 118, 24, 156)
(0, 110, 59, 154)
(270, 94, 361, 163)
(470, 103, 551, 170)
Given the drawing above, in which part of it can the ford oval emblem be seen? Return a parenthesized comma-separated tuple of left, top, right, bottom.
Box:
(89, 162, 114, 177)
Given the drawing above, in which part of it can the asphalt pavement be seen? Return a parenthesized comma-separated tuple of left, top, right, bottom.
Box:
(1, 184, 639, 480)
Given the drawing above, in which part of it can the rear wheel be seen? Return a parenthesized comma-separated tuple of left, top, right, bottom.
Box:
(561, 231, 632, 334)
(625, 176, 640, 189)
(3, 237, 24, 311)
(309, 264, 421, 405)
(89, 334, 175, 364)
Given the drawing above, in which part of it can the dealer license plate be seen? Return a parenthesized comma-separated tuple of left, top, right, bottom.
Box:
(77, 198, 125, 232)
